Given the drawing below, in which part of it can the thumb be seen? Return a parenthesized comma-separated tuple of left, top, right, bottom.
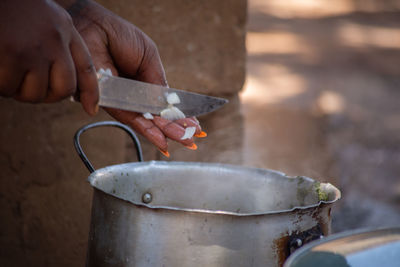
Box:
(70, 30, 99, 116)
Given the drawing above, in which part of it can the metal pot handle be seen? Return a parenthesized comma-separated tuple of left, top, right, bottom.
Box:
(74, 121, 143, 173)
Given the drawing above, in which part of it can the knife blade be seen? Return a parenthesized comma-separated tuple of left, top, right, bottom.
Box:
(98, 75, 228, 117)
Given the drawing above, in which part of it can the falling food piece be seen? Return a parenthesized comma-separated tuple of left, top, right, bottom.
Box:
(181, 127, 196, 140)
(142, 112, 154, 120)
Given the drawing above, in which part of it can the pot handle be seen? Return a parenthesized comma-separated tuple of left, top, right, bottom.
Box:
(74, 121, 143, 173)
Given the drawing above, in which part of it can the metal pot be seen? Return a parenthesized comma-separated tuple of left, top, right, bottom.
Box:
(284, 227, 400, 267)
(74, 121, 341, 267)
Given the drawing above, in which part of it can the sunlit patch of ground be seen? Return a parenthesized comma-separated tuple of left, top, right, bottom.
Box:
(242, 0, 400, 232)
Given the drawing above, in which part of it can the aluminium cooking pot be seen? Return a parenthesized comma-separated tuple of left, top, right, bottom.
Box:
(284, 227, 400, 267)
(74, 121, 341, 267)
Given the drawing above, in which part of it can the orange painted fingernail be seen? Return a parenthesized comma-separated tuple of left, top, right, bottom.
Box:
(194, 131, 207, 138)
(94, 104, 99, 114)
(158, 149, 170, 157)
(185, 143, 197, 150)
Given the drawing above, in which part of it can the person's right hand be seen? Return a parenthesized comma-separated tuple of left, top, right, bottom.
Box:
(0, 0, 99, 115)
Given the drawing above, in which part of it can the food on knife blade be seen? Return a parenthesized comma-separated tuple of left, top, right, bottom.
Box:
(165, 92, 180, 105)
(160, 92, 186, 121)
(160, 106, 185, 121)
(97, 68, 113, 82)
(96, 68, 207, 157)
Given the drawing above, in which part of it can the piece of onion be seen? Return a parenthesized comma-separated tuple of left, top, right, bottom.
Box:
(97, 68, 113, 82)
(143, 112, 154, 120)
(160, 106, 185, 121)
(180, 126, 196, 140)
(166, 92, 181, 105)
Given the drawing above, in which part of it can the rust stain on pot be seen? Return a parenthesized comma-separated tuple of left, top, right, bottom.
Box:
(272, 233, 290, 267)
(311, 204, 332, 235)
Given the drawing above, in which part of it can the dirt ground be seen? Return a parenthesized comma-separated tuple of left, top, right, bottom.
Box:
(241, 0, 400, 232)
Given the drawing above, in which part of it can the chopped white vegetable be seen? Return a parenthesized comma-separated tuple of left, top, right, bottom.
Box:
(166, 92, 181, 105)
(180, 127, 196, 140)
(97, 68, 113, 82)
(160, 106, 185, 121)
(104, 68, 113, 76)
(161, 92, 185, 120)
(97, 68, 112, 76)
(143, 112, 154, 120)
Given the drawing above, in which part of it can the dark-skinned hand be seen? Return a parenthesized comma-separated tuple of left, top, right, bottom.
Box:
(60, 0, 205, 156)
(0, 0, 99, 115)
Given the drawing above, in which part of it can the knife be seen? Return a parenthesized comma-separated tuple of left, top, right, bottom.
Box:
(97, 74, 228, 117)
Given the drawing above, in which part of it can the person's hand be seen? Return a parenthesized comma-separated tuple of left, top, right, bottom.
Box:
(0, 0, 99, 115)
(66, 0, 205, 156)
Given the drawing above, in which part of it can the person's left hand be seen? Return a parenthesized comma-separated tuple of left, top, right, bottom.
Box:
(65, 0, 205, 156)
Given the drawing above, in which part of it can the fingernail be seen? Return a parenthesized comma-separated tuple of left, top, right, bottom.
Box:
(158, 149, 170, 157)
(185, 143, 197, 150)
(194, 131, 207, 138)
(93, 104, 99, 115)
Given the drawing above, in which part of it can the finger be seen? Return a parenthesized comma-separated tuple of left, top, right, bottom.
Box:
(131, 116, 169, 153)
(106, 108, 169, 153)
(188, 117, 208, 137)
(46, 51, 77, 103)
(153, 116, 196, 149)
(16, 69, 49, 103)
(70, 30, 99, 116)
(174, 117, 204, 136)
(0, 66, 24, 97)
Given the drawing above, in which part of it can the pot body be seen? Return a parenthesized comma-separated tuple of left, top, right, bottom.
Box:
(284, 227, 400, 267)
(85, 161, 340, 267)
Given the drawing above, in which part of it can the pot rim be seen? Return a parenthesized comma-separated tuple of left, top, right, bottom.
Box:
(88, 161, 341, 217)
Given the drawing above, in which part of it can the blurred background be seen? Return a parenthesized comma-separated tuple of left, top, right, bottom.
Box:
(0, 0, 399, 266)
(242, 0, 400, 232)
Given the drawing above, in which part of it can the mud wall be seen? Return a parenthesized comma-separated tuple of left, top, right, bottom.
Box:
(0, 1, 246, 266)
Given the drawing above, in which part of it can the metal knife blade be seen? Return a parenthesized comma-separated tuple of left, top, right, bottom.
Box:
(98, 75, 228, 117)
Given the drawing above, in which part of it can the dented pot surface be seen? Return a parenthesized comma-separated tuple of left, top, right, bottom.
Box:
(86, 161, 341, 267)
